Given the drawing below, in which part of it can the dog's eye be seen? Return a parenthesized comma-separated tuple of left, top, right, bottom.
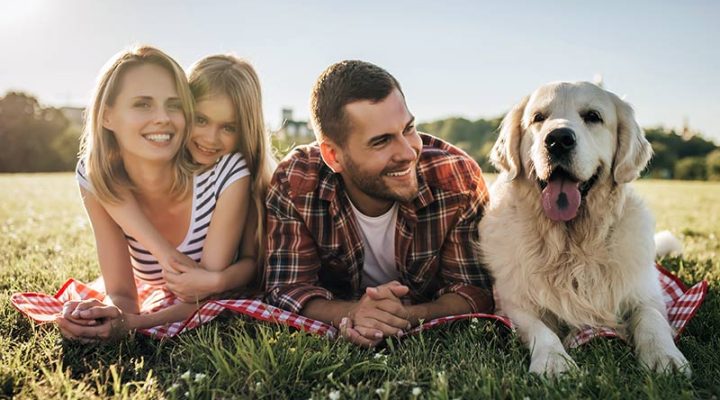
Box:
(582, 110, 603, 124)
(532, 112, 546, 124)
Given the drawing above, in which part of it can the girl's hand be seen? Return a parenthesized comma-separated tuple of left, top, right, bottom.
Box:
(163, 259, 221, 303)
(57, 299, 131, 342)
(159, 249, 199, 273)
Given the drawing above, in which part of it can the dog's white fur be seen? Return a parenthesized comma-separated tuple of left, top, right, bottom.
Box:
(478, 82, 690, 376)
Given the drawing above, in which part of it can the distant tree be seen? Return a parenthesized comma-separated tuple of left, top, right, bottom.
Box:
(674, 157, 707, 180)
(644, 127, 718, 180)
(418, 116, 501, 167)
(0, 92, 79, 172)
(647, 141, 676, 178)
(707, 150, 720, 181)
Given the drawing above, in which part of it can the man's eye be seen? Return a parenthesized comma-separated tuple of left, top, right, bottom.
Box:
(372, 137, 390, 147)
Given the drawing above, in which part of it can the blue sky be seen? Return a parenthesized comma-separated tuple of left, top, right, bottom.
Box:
(1, 0, 718, 141)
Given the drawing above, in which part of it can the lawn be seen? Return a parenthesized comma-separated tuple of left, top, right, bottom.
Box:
(1, 173, 718, 399)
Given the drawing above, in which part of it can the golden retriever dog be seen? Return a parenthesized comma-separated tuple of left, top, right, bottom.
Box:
(478, 82, 690, 376)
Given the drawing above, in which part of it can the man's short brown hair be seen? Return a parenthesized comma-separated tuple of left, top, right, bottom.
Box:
(310, 60, 402, 147)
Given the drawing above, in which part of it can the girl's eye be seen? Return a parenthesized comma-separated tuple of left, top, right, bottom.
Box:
(223, 125, 237, 134)
(134, 101, 150, 109)
(195, 116, 207, 126)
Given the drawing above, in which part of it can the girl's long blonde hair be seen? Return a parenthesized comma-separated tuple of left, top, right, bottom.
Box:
(188, 55, 276, 255)
(79, 45, 196, 204)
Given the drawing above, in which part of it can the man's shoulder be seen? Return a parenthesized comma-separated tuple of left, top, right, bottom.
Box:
(272, 142, 330, 197)
(417, 133, 484, 194)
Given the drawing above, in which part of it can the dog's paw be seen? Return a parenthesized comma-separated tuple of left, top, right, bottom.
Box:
(529, 349, 577, 376)
(638, 345, 691, 377)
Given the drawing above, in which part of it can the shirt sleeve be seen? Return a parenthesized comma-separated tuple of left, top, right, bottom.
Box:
(75, 159, 93, 193)
(214, 153, 250, 199)
(434, 166, 494, 313)
(263, 168, 334, 314)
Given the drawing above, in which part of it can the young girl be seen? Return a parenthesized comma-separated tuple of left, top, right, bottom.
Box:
(58, 47, 273, 341)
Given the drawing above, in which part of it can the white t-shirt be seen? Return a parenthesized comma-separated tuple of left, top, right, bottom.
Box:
(76, 153, 249, 285)
(348, 199, 400, 288)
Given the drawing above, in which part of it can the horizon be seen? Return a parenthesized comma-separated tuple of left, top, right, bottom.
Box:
(1, 0, 718, 141)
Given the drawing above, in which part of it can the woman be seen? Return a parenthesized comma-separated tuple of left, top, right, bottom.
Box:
(57, 47, 272, 341)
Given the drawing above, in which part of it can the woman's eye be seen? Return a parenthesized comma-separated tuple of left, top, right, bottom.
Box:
(167, 102, 183, 112)
(134, 101, 150, 109)
(195, 116, 207, 126)
(223, 125, 237, 134)
(582, 110, 603, 124)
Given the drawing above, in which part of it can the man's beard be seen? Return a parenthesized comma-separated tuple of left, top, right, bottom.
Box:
(343, 153, 419, 203)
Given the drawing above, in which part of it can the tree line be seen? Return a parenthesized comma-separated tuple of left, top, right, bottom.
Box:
(417, 117, 720, 181)
(2, 91, 719, 180)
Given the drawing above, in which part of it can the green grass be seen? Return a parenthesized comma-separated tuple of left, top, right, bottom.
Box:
(1, 173, 718, 399)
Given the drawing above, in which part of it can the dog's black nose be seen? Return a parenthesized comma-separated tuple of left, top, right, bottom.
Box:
(545, 128, 576, 157)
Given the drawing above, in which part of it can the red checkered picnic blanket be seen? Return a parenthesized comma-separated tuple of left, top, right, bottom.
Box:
(11, 265, 706, 347)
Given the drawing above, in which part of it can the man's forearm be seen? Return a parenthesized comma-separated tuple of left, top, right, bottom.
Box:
(406, 293, 473, 326)
(301, 298, 357, 327)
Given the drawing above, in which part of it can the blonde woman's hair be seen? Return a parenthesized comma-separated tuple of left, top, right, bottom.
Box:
(79, 45, 196, 204)
(188, 55, 276, 254)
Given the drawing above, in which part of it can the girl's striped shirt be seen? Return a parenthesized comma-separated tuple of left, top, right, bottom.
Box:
(76, 153, 249, 285)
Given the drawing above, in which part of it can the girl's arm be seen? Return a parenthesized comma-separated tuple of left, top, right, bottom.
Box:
(200, 175, 251, 271)
(164, 204, 259, 301)
(94, 188, 197, 271)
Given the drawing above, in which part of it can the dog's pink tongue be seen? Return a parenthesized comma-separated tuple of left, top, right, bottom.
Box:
(541, 175, 581, 222)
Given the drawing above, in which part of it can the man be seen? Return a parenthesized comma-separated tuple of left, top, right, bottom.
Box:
(264, 60, 493, 347)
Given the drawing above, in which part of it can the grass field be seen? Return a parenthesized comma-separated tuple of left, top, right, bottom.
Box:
(1, 173, 718, 399)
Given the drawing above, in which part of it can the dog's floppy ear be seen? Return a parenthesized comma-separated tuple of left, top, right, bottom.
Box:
(491, 96, 528, 180)
(610, 93, 652, 184)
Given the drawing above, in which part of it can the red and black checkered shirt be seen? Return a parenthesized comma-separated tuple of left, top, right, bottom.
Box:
(264, 134, 493, 315)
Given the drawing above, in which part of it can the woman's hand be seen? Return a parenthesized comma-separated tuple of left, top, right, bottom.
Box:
(56, 299, 131, 342)
(163, 259, 221, 303)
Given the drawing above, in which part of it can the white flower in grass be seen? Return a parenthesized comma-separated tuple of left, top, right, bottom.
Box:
(329, 389, 341, 400)
(375, 388, 385, 395)
(180, 370, 191, 380)
(327, 372, 333, 380)
(194, 373, 206, 382)
(167, 383, 180, 393)
(412, 387, 422, 396)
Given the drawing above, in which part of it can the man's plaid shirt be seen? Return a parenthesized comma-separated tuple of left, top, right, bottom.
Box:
(264, 133, 493, 314)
